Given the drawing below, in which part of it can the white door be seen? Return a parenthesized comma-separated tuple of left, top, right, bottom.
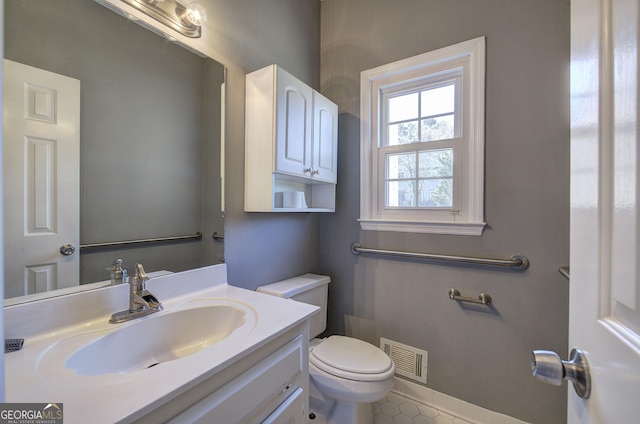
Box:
(565, 0, 640, 421)
(3, 59, 80, 298)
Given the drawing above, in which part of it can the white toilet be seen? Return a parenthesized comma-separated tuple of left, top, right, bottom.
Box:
(257, 274, 395, 424)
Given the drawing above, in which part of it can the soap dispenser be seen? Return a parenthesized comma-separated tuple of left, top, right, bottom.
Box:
(106, 258, 128, 285)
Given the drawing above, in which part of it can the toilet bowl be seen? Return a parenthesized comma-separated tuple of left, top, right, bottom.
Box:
(257, 274, 395, 424)
(308, 336, 395, 423)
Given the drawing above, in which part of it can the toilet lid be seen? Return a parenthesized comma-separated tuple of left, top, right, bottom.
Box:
(310, 336, 394, 381)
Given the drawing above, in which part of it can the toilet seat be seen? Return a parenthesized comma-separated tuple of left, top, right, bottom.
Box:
(310, 336, 394, 382)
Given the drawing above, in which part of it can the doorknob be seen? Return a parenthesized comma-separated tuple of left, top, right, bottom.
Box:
(59, 243, 76, 256)
(531, 348, 591, 399)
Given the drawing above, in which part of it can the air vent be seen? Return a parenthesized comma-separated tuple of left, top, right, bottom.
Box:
(380, 338, 428, 384)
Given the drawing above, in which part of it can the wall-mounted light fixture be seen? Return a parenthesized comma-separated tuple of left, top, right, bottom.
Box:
(120, 0, 207, 38)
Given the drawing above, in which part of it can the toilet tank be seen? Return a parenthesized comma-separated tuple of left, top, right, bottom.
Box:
(257, 273, 330, 338)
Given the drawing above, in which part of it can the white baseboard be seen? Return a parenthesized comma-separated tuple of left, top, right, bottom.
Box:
(390, 377, 530, 424)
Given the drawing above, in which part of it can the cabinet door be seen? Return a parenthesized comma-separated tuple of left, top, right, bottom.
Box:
(262, 387, 304, 424)
(275, 69, 313, 178)
(312, 91, 338, 183)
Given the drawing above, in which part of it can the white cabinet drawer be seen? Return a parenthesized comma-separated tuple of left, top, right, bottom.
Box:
(262, 387, 304, 424)
(168, 336, 303, 424)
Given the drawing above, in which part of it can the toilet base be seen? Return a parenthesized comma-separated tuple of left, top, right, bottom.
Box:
(309, 395, 374, 424)
(309, 378, 377, 424)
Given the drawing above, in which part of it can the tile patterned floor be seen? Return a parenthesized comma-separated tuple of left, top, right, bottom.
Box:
(372, 392, 472, 424)
(308, 391, 472, 424)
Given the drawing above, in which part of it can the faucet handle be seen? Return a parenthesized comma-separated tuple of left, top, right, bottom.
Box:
(134, 263, 149, 282)
(128, 263, 149, 293)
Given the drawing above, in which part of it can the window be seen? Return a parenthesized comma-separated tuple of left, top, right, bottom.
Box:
(360, 37, 486, 235)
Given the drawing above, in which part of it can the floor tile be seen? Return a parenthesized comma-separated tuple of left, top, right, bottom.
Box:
(310, 391, 481, 424)
(373, 392, 468, 424)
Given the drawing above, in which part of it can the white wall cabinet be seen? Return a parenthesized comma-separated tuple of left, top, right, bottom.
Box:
(245, 64, 338, 212)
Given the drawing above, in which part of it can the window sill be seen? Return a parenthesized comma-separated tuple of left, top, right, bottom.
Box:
(358, 219, 486, 236)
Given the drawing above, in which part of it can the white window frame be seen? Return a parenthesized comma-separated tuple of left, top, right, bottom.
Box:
(359, 37, 486, 236)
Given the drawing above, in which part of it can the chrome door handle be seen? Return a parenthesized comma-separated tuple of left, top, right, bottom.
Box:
(59, 243, 76, 256)
(531, 348, 591, 399)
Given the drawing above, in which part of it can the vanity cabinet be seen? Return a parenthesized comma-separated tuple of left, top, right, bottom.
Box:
(4, 261, 317, 424)
(136, 327, 310, 424)
(245, 64, 338, 212)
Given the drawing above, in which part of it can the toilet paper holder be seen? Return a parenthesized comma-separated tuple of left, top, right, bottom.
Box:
(448, 288, 492, 306)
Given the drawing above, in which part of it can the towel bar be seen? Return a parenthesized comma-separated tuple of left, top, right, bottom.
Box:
(448, 288, 492, 306)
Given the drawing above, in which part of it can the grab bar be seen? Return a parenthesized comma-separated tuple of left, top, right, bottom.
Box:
(351, 243, 529, 271)
(448, 288, 492, 306)
(80, 232, 202, 250)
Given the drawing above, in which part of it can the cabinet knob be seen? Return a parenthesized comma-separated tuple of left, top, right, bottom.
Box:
(303, 168, 312, 174)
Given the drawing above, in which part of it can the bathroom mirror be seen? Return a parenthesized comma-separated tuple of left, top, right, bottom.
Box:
(4, 0, 225, 303)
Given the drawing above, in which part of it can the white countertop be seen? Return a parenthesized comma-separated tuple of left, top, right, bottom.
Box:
(4, 264, 318, 423)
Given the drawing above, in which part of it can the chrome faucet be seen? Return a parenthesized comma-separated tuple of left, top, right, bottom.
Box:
(109, 263, 163, 324)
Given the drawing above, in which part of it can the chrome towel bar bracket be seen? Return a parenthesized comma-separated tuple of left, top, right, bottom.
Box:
(448, 288, 492, 306)
(351, 243, 529, 271)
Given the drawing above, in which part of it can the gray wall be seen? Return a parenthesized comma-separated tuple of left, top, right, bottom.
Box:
(318, 1, 570, 423)
(221, 0, 323, 289)
(196, 0, 321, 88)
(5, 0, 224, 285)
(213, 0, 569, 421)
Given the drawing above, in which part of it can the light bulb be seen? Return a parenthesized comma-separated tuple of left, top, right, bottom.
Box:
(183, 2, 207, 26)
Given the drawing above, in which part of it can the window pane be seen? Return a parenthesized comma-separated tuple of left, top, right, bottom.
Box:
(387, 152, 416, 179)
(387, 180, 416, 207)
(389, 121, 418, 145)
(388, 92, 418, 122)
(419, 149, 453, 178)
(421, 115, 454, 141)
(418, 178, 453, 207)
(421, 84, 455, 117)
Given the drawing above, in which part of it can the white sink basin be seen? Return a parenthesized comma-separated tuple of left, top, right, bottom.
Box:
(38, 299, 257, 377)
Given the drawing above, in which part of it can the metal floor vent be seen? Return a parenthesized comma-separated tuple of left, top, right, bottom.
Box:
(380, 338, 428, 384)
